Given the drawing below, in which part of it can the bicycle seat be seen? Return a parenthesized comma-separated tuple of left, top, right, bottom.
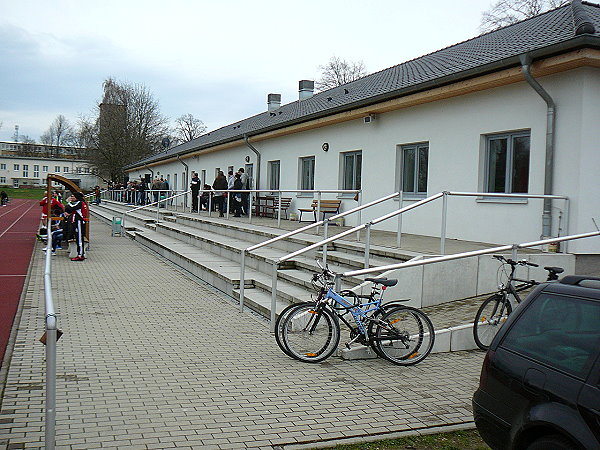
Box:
(365, 277, 398, 287)
(545, 266, 564, 274)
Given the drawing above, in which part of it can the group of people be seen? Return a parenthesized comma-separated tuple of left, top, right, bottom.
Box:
(190, 168, 249, 217)
(39, 190, 87, 261)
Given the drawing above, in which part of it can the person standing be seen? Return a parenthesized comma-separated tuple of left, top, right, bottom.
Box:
(227, 170, 235, 213)
(190, 171, 201, 212)
(232, 172, 244, 217)
(65, 193, 87, 261)
(212, 171, 228, 217)
(238, 168, 249, 215)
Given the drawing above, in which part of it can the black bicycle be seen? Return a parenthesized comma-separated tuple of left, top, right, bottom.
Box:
(473, 255, 563, 350)
(275, 262, 435, 365)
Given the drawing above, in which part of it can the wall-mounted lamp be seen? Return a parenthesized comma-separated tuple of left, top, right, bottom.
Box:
(363, 114, 376, 124)
(322, 143, 329, 152)
(245, 156, 251, 163)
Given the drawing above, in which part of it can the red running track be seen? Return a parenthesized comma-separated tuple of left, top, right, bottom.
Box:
(0, 199, 41, 367)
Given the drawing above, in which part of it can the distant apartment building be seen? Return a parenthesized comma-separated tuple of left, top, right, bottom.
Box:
(0, 141, 100, 190)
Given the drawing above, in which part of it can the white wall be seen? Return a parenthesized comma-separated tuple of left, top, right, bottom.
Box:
(129, 67, 600, 254)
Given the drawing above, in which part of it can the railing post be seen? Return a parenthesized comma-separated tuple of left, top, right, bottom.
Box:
(316, 191, 322, 234)
(208, 193, 212, 217)
(563, 198, 570, 253)
(277, 191, 282, 228)
(364, 222, 372, 269)
(322, 219, 329, 266)
(239, 250, 246, 311)
(440, 191, 448, 255)
(334, 273, 342, 293)
(397, 191, 403, 247)
(356, 190, 362, 241)
(511, 244, 518, 261)
(270, 261, 278, 332)
(248, 190, 253, 223)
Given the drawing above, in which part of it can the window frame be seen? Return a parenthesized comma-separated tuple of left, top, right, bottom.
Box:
(298, 156, 315, 196)
(268, 160, 280, 192)
(340, 150, 362, 196)
(484, 131, 531, 195)
(398, 142, 429, 199)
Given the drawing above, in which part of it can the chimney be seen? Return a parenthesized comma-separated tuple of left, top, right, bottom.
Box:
(267, 93, 281, 111)
(299, 80, 314, 100)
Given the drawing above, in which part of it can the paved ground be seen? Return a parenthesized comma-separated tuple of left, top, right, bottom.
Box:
(0, 217, 485, 449)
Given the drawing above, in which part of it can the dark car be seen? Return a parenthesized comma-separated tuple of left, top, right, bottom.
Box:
(473, 275, 600, 450)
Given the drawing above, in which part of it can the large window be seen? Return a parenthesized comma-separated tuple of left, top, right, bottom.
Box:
(342, 151, 361, 191)
(300, 156, 315, 191)
(14, 164, 19, 171)
(63, 167, 68, 173)
(485, 132, 530, 194)
(55, 166, 60, 173)
(400, 143, 428, 197)
(1, 164, 6, 170)
(268, 160, 280, 191)
(33, 165, 39, 178)
(22, 164, 29, 177)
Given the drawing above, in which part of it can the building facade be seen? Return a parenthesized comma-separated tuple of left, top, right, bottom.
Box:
(126, 2, 600, 254)
(0, 142, 100, 190)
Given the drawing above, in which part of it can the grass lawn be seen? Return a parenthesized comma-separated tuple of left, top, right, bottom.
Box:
(315, 429, 489, 450)
(2, 187, 48, 200)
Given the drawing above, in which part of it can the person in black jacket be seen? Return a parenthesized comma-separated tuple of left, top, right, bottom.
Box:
(65, 192, 86, 261)
(232, 173, 244, 217)
(190, 171, 200, 212)
(212, 171, 228, 217)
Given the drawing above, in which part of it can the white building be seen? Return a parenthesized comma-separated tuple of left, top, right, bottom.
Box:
(126, 2, 600, 255)
(0, 142, 99, 190)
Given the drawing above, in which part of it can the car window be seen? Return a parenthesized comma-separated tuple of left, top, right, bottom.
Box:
(501, 293, 600, 378)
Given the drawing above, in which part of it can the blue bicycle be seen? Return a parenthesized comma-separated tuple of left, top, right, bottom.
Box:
(275, 262, 435, 365)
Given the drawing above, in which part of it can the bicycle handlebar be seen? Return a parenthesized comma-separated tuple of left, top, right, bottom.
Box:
(492, 254, 538, 267)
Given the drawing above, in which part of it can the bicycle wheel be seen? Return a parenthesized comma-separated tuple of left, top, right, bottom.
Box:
(274, 302, 313, 357)
(280, 303, 340, 363)
(473, 294, 512, 351)
(372, 306, 435, 365)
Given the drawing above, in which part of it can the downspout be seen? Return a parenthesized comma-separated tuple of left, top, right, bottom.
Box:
(176, 155, 189, 189)
(519, 54, 555, 239)
(243, 134, 261, 193)
(177, 155, 189, 207)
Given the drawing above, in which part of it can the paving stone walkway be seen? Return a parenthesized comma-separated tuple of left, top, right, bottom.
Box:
(0, 218, 485, 449)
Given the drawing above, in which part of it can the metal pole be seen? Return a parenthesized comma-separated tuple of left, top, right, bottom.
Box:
(270, 261, 278, 332)
(45, 325, 56, 450)
(239, 250, 246, 311)
(277, 191, 282, 228)
(563, 198, 570, 253)
(248, 190, 253, 223)
(511, 244, 518, 261)
(364, 222, 372, 269)
(316, 191, 322, 234)
(322, 220, 329, 266)
(397, 191, 403, 247)
(440, 191, 448, 255)
(356, 191, 362, 241)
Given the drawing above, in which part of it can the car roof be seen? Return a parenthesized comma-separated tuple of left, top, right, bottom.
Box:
(537, 275, 600, 300)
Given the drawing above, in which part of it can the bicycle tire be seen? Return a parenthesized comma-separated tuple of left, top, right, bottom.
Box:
(274, 302, 313, 357)
(280, 303, 340, 363)
(372, 306, 435, 366)
(473, 294, 512, 351)
(366, 301, 413, 358)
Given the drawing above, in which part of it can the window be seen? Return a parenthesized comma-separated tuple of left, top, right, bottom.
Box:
(342, 151, 361, 191)
(501, 294, 600, 378)
(0, 177, 5, 183)
(300, 156, 315, 191)
(63, 167, 68, 173)
(84, 167, 90, 174)
(22, 165, 29, 177)
(34, 165, 39, 178)
(400, 143, 428, 197)
(14, 164, 19, 171)
(55, 166, 60, 172)
(268, 160, 280, 191)
(43, 166, 48, 172)
(485, 132, 530, 193)
(13, 179, 19, 188)
(0, 164, 6, 170)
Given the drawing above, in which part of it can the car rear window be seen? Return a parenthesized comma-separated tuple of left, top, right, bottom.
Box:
(500, 293, 600, 378)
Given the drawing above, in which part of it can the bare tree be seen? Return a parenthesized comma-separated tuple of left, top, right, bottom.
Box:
(83, 77, 170, 182)
(316, 56, 367, 91)
(480, 0, 569, 32)
(40, 115, 77, 147)
(173, 114, 206, 144)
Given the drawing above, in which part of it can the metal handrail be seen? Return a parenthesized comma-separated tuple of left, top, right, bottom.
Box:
(43, 223, 56, 449)
(264, 190, 571, 329)
(121, 190, 191, 232)
(342, 231, 600, 277)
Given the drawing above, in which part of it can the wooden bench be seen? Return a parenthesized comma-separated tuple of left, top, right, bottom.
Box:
(263, 197, 292, 219)
(298, 199, 341, 223)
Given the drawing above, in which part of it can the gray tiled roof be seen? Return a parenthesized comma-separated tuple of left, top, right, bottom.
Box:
(131, 1, 600, 168)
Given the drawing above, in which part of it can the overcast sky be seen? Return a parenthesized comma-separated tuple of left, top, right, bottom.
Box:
(0, 0, 493, 143)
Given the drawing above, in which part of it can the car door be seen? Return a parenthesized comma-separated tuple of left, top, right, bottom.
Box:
(577, 355, 600, 447)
